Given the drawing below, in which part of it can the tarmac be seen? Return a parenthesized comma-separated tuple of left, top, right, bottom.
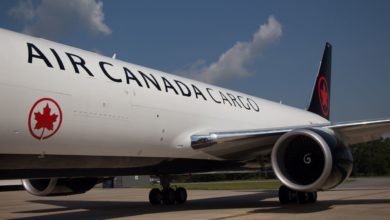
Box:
(0, 178, 389, 220)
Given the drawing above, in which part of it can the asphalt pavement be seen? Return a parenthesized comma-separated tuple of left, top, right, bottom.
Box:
(0, 178, 389, 220)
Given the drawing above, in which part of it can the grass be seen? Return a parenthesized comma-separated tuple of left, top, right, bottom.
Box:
(146, 180, 282, 190)
(171, 180, 282, 190)
(143, 179, 355, 190)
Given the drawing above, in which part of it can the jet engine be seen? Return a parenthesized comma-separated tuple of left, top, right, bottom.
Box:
(271, 128, 353, 192)
(22, 177, 99, 196)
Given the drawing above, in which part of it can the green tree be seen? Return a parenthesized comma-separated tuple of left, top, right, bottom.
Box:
(350, 139, 390, 176)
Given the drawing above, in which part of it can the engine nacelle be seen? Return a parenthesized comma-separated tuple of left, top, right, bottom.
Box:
(22, 177, 98, 196)
(271, 128, 353, 192)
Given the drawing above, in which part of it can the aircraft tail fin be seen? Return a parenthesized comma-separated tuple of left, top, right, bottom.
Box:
(308, 43, 332, 120)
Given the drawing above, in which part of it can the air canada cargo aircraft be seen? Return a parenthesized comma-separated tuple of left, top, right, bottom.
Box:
(0, 27, 389, 205)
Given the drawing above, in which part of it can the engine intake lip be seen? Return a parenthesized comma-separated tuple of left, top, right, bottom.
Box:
(22, 178, 58, 196)
(271, 129, 333, 192)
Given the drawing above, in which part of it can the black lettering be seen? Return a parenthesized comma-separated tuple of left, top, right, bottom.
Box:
(192, 84, 207, 100)
(227, 93, 242, 108)
(138, 71, 161, 91)
(99, 61, 122, 83)
(174, 80, 191, 97)
(162, 77, 178, 94)
(50, 48, 64, 70)
(27, 42, 53, 68)
(66, 53, 94, 76)
(238, 96, 251, 110)
(248, 98, 260, 112)
(206, 88, 221, 103)
(219, 91, 232, 106)
(123, 67, 142, 87)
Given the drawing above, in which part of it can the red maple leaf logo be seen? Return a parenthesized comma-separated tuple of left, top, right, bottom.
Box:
(319, 84, 329, 109)
(28, 98, 63, 140)
(34, 103, 58, 138)
(318, 76, 329, 116)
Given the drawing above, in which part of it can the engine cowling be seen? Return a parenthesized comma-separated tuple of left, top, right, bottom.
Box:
(271, 128, 353, 192)
(22, 177, 98, 196)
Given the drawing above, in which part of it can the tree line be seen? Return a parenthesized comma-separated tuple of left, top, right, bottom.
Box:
(350, 138, 390, 176)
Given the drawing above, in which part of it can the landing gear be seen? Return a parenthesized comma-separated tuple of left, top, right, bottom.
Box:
(148, 175, 188, 205)
(278, 185, 317, 204)
(149, 188, 163, 205)
(278, 185, 292, 204)
(307, 191, 317, 203)
(162, 188, 176, 204)
(175, 187, 187, 204)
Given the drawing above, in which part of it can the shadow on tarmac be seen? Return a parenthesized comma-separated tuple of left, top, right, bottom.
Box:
(10, 189, 390, 220)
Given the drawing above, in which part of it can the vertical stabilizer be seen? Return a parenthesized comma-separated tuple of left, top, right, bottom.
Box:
(308, 43, 332, 120)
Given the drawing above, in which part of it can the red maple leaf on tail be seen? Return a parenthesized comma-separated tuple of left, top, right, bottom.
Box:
(34, 103, 58, 139)
(320, 85, 329, 109)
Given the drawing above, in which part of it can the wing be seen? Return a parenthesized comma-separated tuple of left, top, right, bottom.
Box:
(191, 119, 390, 160)
(191, 124, 325, 160)
(326, 118, 390, 145)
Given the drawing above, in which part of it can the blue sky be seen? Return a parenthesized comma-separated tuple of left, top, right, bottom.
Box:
(1, 0, 389, 122)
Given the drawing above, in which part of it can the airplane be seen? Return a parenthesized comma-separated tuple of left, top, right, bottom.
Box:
(0, 27, 389, 205)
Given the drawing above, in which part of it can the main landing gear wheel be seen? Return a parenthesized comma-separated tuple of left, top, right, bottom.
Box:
(149, 188, 163, 205)
(307, 191, 317, 203)
(148, 175, 188, 205)
(162, 188, 176, 205)
(278, 185, 317, 204)
(175, 187, 187, 204)
(278, 185, 292, 204)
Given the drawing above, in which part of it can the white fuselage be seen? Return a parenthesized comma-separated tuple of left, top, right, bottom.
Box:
(0, 28, 328, 161)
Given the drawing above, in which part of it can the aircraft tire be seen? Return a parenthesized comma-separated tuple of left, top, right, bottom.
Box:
(175, 187, 187, 204)
(308, 191, 317, 203)
(149, 188, 162, 205)
(297, 192, 309, 204)
(278, 185, 292, 204)
(162, 188, 176, 205)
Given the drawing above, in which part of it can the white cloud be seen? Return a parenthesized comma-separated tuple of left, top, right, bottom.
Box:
(178, 16, 282, 84)
(9, 0, 111, 39)
(8, 0, 35, 21)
